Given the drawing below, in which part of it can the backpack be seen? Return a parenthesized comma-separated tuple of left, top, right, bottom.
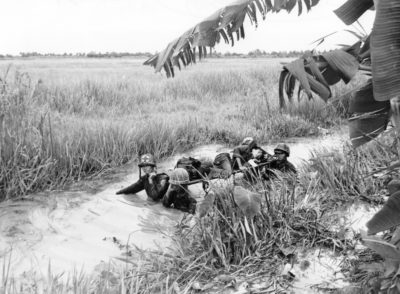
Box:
(175, 157, 203, 180)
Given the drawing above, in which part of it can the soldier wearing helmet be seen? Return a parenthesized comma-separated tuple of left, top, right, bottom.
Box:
(162, 168, 197, 214)
(232, 137, 271, 171)
(263, 143, 296, 178)
(232, 137, 260, 171)
(116, 154, 169, 202)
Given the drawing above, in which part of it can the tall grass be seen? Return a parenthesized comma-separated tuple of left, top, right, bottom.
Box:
(299, 132, 396, 206)
(0, 58, 356, 200)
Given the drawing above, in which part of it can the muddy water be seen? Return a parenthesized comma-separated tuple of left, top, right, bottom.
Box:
(0, 129, 349, 283)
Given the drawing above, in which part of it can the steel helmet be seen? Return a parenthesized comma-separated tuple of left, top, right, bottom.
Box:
(242, 137, 256, 146)
(169, 168, 190, 185)
(138, 154, 156, 167)
(274, 143, 290, 156)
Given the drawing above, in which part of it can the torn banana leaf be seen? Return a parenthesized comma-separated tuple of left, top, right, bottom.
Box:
(367, 192, 400, 235)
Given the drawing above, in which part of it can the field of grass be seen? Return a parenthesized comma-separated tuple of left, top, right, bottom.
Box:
(0, 57, 358, 200)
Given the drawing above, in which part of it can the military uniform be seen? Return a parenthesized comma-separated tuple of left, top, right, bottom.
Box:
(162, 168, 197, 214)
(162, 185, 197, 214)
(262, 143, 297, 180)
(116, 173, 169, 201)
(207, 152, 233, 179)
(265, 160, 297, 175)
(232, 137, 262, 170)
(116, 153, 169, 201)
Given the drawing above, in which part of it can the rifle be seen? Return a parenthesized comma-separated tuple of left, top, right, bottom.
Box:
(184, 157, 279, 189)
(232, 157, 279, 175)
(186, 178, 211, 192)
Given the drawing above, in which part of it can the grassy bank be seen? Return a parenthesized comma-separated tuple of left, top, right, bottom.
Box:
(0, 58, 357, 200)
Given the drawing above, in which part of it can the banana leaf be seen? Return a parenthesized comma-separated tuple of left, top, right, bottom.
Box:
(334, 0, 374, 25)
(349, 80, 390, 113)
(367, 192, 400, 235)
(348, 79, 390, 147)
(388, 180, 400, 196)
(363, 238, 400, 260)
(284, 59, 313, 99)
(144, 0, 320, 76)
(199, 191, 216, 218)
(371, 0, 400, 101)
(348, 112, 389, 147)
(321, 50, 359, 84)
(307, 72, 330, 101)
(233, 186, 261, 218)
(279, 70, 290, 109)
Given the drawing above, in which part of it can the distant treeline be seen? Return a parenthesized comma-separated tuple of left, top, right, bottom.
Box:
(0, 49, 318, 59)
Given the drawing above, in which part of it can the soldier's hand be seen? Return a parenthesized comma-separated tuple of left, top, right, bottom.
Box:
(221, 170, 231, 179)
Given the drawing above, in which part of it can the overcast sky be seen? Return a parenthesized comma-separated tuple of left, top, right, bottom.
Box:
(1, 0, 375, 55)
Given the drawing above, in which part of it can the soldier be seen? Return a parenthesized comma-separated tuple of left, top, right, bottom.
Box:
(208, 152, 233, 179)
(116, 154, 169, 202)
(162, 168, 197, 214)
(263, 143, 297, 179)
(232, 137, 260, 171)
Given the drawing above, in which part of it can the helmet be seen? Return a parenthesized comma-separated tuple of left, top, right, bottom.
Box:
(138, 154, 156, 167)
(274, 143, 290, 156)
(242, 137, 256, 146)
(169, 168, 190, 185)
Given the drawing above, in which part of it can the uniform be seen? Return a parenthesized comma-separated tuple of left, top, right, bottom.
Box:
(116, 153, 169, 201)
(162, 168, 197, 214)
(116, 173, 169, 201)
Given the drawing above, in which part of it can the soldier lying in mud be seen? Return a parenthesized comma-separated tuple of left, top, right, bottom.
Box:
(116, 141, 296, 213)
(162, 168, 197, 214)
(211, 137, 296, 182)
(116, 154, 198, 214)
(116, 154, 169, 201)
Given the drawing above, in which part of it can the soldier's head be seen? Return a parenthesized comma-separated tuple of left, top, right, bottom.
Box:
(167, 168, 190, 194)
(242, 137, 258, 151)
(252, 148, 264, 160)
(138, 154, 156, 174)
(274, 143, 290, 162)
(169, 168, 190, 187)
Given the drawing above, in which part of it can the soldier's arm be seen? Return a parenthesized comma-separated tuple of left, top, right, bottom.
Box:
(233, 147, 247, 170)
(147, 174, 169, 200)
(288, 163, 297, 174)
(116, 177, 145, 195)
(162, 189, 174, 207)
(159, 175, 170, 197)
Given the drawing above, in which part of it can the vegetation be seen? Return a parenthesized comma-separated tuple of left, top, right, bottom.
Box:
(3, 0, 400, 292)
(1, 134, 396, 293)
(0, 58, 355, 200)
(0, 50, 313, 59)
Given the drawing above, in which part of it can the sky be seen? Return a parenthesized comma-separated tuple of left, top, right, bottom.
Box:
(0, 0, 375, 55)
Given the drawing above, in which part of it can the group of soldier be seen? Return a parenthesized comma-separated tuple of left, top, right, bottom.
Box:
(116, 137, 296, 214)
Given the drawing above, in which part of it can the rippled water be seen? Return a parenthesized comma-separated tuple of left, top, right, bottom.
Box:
(0, 129, 351, 284)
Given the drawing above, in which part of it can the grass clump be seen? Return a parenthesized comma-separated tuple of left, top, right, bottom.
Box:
(299, 133, 396, 206)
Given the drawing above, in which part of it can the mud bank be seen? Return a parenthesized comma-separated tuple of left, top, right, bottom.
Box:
(0, 129, 350, 285)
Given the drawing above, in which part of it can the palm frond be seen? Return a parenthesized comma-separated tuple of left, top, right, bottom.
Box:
(144, 0, 320, 76)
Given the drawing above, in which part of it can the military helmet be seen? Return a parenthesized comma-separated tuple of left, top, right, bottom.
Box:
(138, 154, 156, 167)
(274, 143, 290, 156)
(169, 168, 190, 185)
